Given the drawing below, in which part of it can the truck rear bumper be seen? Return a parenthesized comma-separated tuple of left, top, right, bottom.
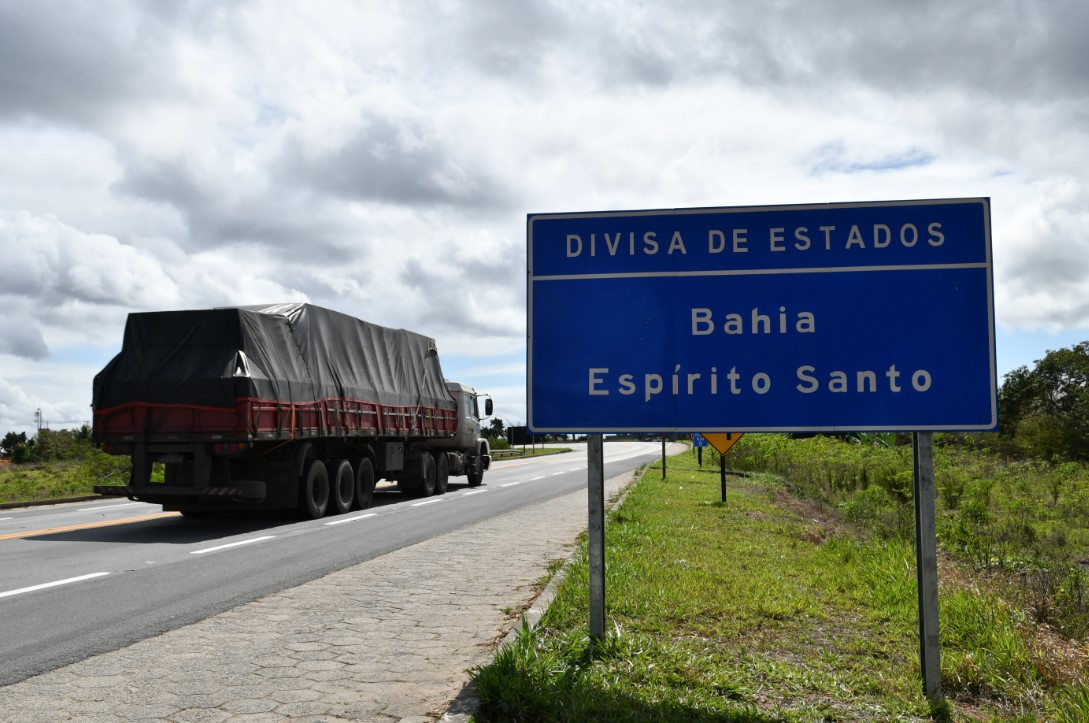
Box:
(94, 482, 266, 502)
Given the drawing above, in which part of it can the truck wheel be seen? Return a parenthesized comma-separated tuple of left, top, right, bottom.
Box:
(299, 459, 329, 519)
(467, 441, 488, 487)
(352, 457, 376, 510)
(419, 453, 437, 497)
(433, 452, 449, 495)
(329, 459, 354, 514)
(400, 452, 436, 497)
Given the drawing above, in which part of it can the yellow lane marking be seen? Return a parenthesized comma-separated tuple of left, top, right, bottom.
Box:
(492, 451, 581, 469)
(491, 459, 539, 469)
(0, 511, 181, 541)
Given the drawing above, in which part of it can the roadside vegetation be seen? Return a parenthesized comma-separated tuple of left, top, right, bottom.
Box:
(471, 340, 1089, 721)
(472, 439, 1089, 720)
(0, 423, 564, 506)
(0, 427, 131, 505)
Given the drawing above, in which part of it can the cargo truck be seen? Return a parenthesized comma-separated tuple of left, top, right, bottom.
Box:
(91, 303, 492, 518)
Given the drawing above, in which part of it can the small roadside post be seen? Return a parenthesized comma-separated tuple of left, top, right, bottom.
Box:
(692, 433, 708, 467)
(661, 434, 667, 478)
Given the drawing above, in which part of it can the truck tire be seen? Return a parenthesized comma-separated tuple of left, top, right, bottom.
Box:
(352, 457, 376, 510)
(433, 451, 449, 495)
(467, 441, 487, 486)
(400, 451, 436, 497)
(299, 459, 329, 519)
(329, 458, 354, 514)
(419, 453, 437, 497)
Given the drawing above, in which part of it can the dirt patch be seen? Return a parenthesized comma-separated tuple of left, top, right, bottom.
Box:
(768, 486, 856, 543)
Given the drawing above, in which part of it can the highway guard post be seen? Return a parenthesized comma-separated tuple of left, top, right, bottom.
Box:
(527, 198, 996, 703)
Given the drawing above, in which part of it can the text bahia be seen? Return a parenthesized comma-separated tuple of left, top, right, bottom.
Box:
(691, 306, 815, 336)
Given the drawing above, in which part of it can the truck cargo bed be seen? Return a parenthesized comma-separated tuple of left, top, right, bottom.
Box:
(93, 304, 458, 444)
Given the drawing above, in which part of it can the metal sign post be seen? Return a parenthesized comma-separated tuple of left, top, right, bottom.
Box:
(693, 433, 708, 466)
(587, 433, 606, 640)
(913, 432, 942, 701)
(701, 433, 744, 503)
(720, 454, 726, 503)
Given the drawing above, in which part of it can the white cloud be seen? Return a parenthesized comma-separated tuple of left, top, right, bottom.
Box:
(0, 0, 1087, 434)
(0, 210, 178, 309)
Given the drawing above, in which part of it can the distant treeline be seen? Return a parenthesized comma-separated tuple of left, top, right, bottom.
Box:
(1, 426, 95, 464)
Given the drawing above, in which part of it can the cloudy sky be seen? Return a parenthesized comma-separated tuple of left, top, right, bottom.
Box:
(1, 0, 1087, 435)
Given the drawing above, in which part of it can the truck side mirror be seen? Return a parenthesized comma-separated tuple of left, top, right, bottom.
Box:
(485, 398, 493, 416)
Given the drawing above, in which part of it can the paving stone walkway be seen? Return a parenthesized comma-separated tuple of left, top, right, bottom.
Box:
(0, 469, 638, 722)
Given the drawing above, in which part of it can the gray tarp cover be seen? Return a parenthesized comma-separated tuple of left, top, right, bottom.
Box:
(93, 303, 456, 412)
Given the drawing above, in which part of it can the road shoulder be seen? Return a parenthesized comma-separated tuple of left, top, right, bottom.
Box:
(0, 467, 643, 722)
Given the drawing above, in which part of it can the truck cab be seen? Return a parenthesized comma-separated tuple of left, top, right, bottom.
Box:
(444, 381, 491, 450)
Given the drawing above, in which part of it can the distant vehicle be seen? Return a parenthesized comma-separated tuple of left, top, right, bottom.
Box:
(92, 303, 491, 518)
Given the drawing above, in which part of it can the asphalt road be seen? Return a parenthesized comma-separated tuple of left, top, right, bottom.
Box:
(0, 441, 663, 686)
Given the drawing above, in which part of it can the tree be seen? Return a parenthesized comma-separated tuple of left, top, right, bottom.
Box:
(998, 341, 1089, 460)
(11, 443, 32, 464)
(1, 431, 28, 456)
(483, 417, 505, 441)
(31, 428, 94, 462)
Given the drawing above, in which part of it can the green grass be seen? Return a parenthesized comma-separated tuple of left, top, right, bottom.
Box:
(471, 446, 1089, 721)
(728, 435, 1089, 642)
(0, 450, 131, 505)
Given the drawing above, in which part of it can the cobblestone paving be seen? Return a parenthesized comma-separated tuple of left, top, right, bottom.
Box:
(0, 470, 637, 722)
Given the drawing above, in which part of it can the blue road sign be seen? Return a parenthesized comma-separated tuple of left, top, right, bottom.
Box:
(527, 198, 996, 433)
(692, 433, 708, 448)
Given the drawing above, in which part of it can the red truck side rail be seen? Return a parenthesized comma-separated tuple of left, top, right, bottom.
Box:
(94, 396, 459, 442)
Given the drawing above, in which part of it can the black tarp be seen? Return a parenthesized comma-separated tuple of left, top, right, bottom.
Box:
(93, 303, 456, 412)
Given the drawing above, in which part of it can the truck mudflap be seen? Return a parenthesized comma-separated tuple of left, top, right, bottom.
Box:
(94, 481, 266, 501)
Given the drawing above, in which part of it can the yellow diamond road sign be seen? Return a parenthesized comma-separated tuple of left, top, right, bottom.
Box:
(702, 433, 744, 456)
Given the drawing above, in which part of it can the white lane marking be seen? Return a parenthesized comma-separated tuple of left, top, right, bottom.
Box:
(0, 517, 13, 521)
(531, 476, 546, 481)
(551, 471, 566, 476)
(411, 498, 444, 507)
(191, 536, 275, 555)
(0, 572, 111, 599)
(500, 481, 524, 488)
(462, 489, 488, 496)
(79, 502, 144, 512)
(325, 513, 377, 526)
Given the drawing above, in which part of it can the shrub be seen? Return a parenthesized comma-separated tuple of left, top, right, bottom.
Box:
(11, 444, 31, 464)
(81, 449, 131, 483)
(31, 428, 93, 462)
